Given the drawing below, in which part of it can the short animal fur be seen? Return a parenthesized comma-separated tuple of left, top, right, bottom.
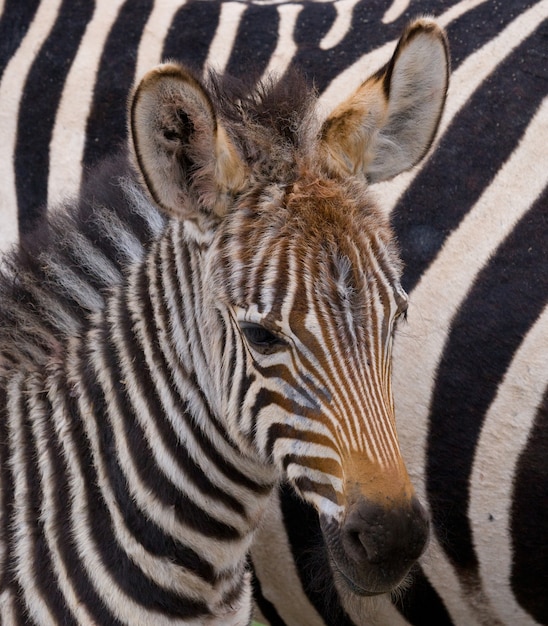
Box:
(0, 18, 448, 625)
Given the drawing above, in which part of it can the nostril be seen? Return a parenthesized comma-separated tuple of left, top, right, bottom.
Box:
(342, 526, 381, 565)
(347, 530, 378, 562)
(341, 497, 430, 568)
(347, 530, 362, 552)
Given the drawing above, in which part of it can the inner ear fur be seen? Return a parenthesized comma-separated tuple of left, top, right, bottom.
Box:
(129, 62, 247, 219)
(320, 18, 450, 183)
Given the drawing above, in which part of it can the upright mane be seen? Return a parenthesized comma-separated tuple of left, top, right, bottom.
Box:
(208, 68, 317, 179)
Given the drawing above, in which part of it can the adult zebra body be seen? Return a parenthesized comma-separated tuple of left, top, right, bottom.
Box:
(0, 17, 449, 625)
(0, 1, 546, 625)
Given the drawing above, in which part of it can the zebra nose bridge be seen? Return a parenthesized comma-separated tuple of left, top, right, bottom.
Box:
(340, 444, 416, 505)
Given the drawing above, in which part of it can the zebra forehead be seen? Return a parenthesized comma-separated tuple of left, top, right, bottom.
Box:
(227, 171, 393, 249)
(216, 172, 399, 303)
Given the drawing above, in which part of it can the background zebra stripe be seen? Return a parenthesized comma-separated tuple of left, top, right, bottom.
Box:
(0, 1, 546, 625)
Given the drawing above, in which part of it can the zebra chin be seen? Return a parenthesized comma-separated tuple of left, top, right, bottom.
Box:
(319, 495, 430, 596)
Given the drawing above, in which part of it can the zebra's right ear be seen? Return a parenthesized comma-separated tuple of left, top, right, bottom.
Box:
(129, 62, 247, 220)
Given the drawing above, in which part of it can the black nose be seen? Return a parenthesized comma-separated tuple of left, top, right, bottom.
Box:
(340, 496, 429, 586)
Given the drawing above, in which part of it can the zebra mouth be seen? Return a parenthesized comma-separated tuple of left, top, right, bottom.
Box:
(328, 554, 384, 597)
(321, 525, 386, 597)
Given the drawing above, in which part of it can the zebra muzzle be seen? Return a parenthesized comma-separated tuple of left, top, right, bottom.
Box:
(320, 495, 430, 595)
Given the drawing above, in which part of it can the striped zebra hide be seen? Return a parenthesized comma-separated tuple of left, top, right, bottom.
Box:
(0, 1, 546, 625)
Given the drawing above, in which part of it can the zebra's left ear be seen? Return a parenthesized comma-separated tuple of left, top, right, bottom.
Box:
(320, 18, 449, 183)
(129, 62, 247, 219)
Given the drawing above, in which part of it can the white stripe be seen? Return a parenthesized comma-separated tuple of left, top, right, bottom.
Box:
(259, 3, 303, 80)
(436, 0, 491, 26)
(205, 1, 247, 73)
(29, 374, 98, 624)
(134, 0, 189, 83)
(0, 591, 17, 625)
(319, 0, 529, 113)
(90, 309, 253, 574)
(320, 0, 359, 49)
(303, 269, 373, 457)
(83, 318, 255, 624)
(470, 305, 548, 625)
(7, 374, 57, 625)
(375, 0, 548, 214)
(58, 369, 196, 626)
(44, 258, 104, 311)
(251, 491, 328, 626)
(0, 0, 63, 251)
(66, 352, 218, 603)
(47, 0, 127, 207)
(382, 0, 411, 24)
(392, 97, 548, 626)
(123, 258, 252, 529)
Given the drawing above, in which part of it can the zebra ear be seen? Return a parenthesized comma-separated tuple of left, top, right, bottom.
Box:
(320, 18, 449, 183)
(129, 62, 247, 219)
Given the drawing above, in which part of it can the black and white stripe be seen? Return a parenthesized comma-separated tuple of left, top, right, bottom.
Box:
(0, 158, 279, 624)
(0, 1, 546, 625)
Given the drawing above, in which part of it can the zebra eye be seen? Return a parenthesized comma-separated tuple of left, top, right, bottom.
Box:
(241, 323, 286, 354)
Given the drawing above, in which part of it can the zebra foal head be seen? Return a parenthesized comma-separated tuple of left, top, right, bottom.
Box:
(131, 18, 449, 598)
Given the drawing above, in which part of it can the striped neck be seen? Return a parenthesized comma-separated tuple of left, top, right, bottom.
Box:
(48, 224, 278, 620)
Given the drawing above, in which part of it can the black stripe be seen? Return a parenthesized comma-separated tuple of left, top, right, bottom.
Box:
(83, 0, 153, 172)
(250, 568, 288, 626)
(77, 155, 164, 263)
(290, 0, 346, 92)
(394, 565, 455, 625)
(511, 385, 548, 624)
(109, 285, 242, 540)
(165, 249, 251, 460)
(74, 330, 211, 618)
(445, 0, 542, 67)
(10, 379, 57, 617)
(22, 378, 79, 625)
(15, 0, 94, 232)
(394, 22, 548, 293)
(279, 484, 357, 626)
(146, 242, 268, 491)
(291, 0, 462, 94)
(0, 0, 41, 79)
(426, 189, 548, 575)
(39, 372, 124, 625)
(225, 5, 279, 80)
(79, 155, 165, 247)
(76, 331, 218, 586)
(162, 0, 221, 74)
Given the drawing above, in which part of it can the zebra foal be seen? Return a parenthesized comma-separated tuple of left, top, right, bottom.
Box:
(0, 18, 448, 626)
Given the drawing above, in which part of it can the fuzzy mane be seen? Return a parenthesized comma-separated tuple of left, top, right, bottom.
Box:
(0, 154, 165, 374)
(208, 68, 318, 181)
